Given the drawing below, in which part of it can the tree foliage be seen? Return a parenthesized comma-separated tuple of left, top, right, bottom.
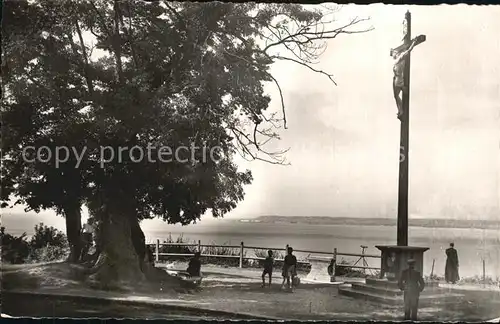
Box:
(2, 0, 370, 222)
(1, 0, 371, 282)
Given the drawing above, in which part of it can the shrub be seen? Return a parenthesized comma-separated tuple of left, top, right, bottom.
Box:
(1, 227, 30, 264)
(156, 235, 248, 267)
(254, 249, 285, 269)
(202, 242, 246, 267)
(29, 223, 67, 250)
(424, 274, 499, 286)
(0, 224, 69, 264)
(158, 234, 198, 262)
(456, 275, 500, 286)
(25, 244, 70, 263)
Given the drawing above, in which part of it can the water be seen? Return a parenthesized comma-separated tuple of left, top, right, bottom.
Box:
(4, 215, 498, 279)
(144, 220, 500, 279)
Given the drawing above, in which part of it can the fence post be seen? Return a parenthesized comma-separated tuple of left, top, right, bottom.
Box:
(239, 241, 244, 268)
(198, 240, 201, 253)
(155, 239, 159, 263)
(430, 258, 435, 278)
(482, 259, 486, 284)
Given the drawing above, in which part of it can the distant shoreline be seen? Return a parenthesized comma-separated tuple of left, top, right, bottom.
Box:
(2, 212, 499, 234)
(244, 216, 500, 230)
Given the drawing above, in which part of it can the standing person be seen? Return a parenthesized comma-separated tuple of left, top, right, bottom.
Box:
(445, 243, 460, 284)
(327, 258, 336, 282)
(79, 219, 94, 262)
(261, 250, 274, 288)
(281, 246, 297, 291)
(398, 259, 425, 321)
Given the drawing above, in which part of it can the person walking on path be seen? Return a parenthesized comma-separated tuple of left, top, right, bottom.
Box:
(281, 246, 297, 291)
(445, 243, 460, 284)
(398, 259, 425, 321)
(261, 250, 274, 288)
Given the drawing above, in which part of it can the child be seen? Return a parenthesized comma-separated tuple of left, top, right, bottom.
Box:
(261, 250, 274, 287)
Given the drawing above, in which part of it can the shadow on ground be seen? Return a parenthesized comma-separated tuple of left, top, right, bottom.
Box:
(2, 262, 499, 321)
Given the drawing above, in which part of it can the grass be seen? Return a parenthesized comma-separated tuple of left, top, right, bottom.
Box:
(157, 234, 249, 267)
(426, 274, 500, 287)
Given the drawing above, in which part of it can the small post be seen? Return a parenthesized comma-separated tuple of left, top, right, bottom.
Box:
(198, 240, 201, 253)
(430, 258, 435, 278)
(380, 251, 385, 279)
(239, 241, 244, 268)
(155, 239, 159, 262)
(482, 258, 486, 284)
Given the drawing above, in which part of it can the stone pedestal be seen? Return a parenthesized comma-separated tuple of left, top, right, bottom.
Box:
(338, 245, 463, 305)
(376, 245, 429, 281)
(338, 277, 462, 306)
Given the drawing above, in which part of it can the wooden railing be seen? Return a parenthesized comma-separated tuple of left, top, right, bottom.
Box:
(146, 240, 381, 271)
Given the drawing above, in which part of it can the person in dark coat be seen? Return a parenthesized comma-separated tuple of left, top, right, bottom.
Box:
(398, 259, 425, 321)
(187, 252, 201, 277)
(445, 243, 460, 284)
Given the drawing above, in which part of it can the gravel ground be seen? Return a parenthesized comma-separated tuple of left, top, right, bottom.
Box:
(1, 293, 247, 320)
(2, 262, 499, 321)
(186, 278, 500, 321)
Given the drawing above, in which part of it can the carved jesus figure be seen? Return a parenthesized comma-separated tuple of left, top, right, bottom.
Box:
(391, 39, 417, 120)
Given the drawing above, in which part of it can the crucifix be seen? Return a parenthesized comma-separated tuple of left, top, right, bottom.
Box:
(392, 11, 426, 246)
(376, 12, 428, 282)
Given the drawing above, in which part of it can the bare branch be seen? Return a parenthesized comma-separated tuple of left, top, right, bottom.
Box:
(230, 126, 289, 165)
(265, 73, 288, 129)
(273, 55, 337, 86)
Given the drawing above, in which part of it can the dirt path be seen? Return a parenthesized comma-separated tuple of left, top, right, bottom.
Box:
(189, 279, 500, 321)
(2, 262, 499, 321)
(1, 292, 248, 320)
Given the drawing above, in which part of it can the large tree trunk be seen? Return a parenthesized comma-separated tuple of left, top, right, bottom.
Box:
(64, 205, 82, 263)
(87, 208, 146, 288)
(130, 217, 146, 270)
(130, 217, 159, 279)
(84, 202, 186, 291)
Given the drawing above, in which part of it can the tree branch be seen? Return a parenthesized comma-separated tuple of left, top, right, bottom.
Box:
(273, 55, 337, 86)
(75, 18, 94, 97)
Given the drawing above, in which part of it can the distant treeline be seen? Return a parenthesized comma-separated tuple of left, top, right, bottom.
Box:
(254, 216, 500, 230)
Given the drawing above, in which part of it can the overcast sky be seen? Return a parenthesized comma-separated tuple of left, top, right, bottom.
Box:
(229, 4, 500, 222)
(4, 4, 500, 231)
